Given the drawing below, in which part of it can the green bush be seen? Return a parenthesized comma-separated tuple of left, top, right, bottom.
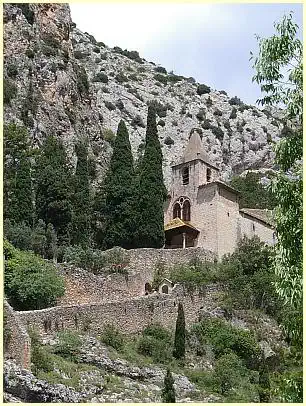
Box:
(103, 128, 116, 145)
(4, 220, 33, 251)
(7, 63, 18, 78)
(197, 84, 211, 95)
(155, 66, 167, 74)
(4, 79, 17, 105)
(29, 329, 53, 374)
(104, 101, 116, 111)
(137, 335, 172, 363)
(154, 74, 168, 85)
(211, 126, 224, 141)
(147, 100, 168, 117)
(164, 136, 174, 146)
(4, 240, 65, 310)
(131, 115, 145, 128)
(73, 65, 89, 95)
(213, 108, 223, 116)
(229, 96, 243, 106)
(54, 330, 82, 361)
(115, 72, 129, 83)
(206, 96, 213, 107)
(100, 324, 124, 350)
(143, 323, 172, 343)
(41, 45, 57, 57)
(92, 72, 108, 83)
(170, 257, 218, 288)
(25, 48, 35, 59)
(229, 107, 237, 119)
(157, 119, 165, 127)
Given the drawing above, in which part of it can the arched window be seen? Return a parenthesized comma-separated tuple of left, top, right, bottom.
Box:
(173, 203, 181, 219)
(182, 200, 191, 221)
(207, 168, 212, 182)
(182, 166, 189, 185)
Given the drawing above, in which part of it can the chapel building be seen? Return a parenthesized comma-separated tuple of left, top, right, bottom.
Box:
(164, 129, 275, 258)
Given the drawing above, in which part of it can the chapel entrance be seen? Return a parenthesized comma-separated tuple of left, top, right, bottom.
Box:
(161, 285, 169, 294)
(164, 218, 199, 249)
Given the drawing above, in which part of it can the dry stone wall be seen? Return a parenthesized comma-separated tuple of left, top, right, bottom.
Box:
(4, 300, 31, 370)
(18, 284, 221, 337)
(58, 247, 215, 306)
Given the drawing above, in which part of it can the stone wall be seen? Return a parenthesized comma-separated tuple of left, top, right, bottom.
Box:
(4, 300, 31, 370)
(18, 284, 221, 337)
(58, 247, 215, 306)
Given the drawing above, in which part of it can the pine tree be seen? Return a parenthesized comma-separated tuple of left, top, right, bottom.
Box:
(162, 368, 176, 403)
(71, 139, 91, 247)
(46, 223, 58, 262)
(31, 219, 47, 257)
(102, 120, 136, 249)
(173, 302, 186, 359)
(35, 135, 73, 246)
(136, 105, 167, 248)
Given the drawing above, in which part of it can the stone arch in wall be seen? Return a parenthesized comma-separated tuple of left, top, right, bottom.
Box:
(144, 282, 152, 295)
(161, 285, 169, 294)
(172, 197, 191, 221)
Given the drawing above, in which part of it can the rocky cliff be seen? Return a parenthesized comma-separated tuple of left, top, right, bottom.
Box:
(4, 3, 284, 188)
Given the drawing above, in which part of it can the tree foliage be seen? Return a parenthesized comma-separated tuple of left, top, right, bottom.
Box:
(173, 302, 186, 360)
(102, 120, 136, 249)
(136, 105, 167, 248)
(4, 240, 65, 310)
(162, 369, 176, 402)
(251, 12, 302, 401)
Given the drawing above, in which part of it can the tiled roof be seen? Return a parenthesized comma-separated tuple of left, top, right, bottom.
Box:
(239, 208, 274, 227)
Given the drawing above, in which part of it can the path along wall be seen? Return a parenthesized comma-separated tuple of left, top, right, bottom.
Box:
(18, 284, 221, 336)
(4, 300, 31, 370)
(58, 247, 215, 306)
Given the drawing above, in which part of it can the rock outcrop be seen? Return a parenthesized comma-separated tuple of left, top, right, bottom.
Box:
(4, 3, 284, 188)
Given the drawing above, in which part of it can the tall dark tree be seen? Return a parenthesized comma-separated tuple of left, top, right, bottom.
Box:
(102, 120, 136, 249)
(34, 135, 73, 246)
(71, 139, 91, 247)
(173, 302, 186, 360)
(4, 123, 34, 226)
(258, 357, 271, 402)
(46, 223, 58, 262)
(161, 368, 176, 403)
(136, 105, 167, 247)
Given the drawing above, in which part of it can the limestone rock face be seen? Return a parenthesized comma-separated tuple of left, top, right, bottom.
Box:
(4, 3, 283, 189)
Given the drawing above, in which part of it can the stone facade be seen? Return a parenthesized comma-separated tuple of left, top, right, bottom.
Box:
(164, 129, 275, 257)
(4, 300, 31, 370)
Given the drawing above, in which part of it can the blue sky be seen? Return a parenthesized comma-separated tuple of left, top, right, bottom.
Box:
(70, 3, 303, 106)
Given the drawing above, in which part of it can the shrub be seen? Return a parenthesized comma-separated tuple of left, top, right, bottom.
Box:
(128, 73, 138, 81)
(223, 120, 231, 130)
(104, 101, 116, 111)
(41, 44, 57, 57)
(164, 136, 174, 146)
(7, 63, 18, 78)
(115, 99, 124, 110)
(267, 133, 272, 143)
(158, 119, 165, 127)
(4, 79, 17, 105)
(143, 323, 172, 343)
(100, 324, 124, 350)
(238, 104, 251, 113)
(4, 241, 65, 311)
(206, 96, 213, 107)
(115, 72, 129, 83)
(92, 72, 108, 83)
(196, 109, 206, 121)
(73, 65, 89, 95)
(197, 84, 211, 95)
(17, 3, 35, 25)
(42, 34, 60, 50)
(229, 96, 243, 106)
(4, 220, 33, 251)
(229, 107, 237, 119)
(137, 335, 172, 363)
(101, 86, 110, 93)
(162, 369, 176, 402)
(147, 100, 168, 117)
(201, 119, 212, 130)
(154, 74, 168, 85)
(25, 48, 35, 59)
(220, 90, 228, 95)
(213, 108, 223, 116)
(167, 73, 184, 83)
(54, 330, 82, 361)
(93, 46, 100, 53)
(155, 66, 167, 74)
(131, 114, 145, 128)
(211, 126, 224, 141)
(97, 41, 106, 48)
(103, 128, 116, 145)
(29, 329, 53, 374)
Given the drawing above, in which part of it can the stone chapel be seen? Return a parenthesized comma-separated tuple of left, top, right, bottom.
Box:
(164, 128, 275, 258)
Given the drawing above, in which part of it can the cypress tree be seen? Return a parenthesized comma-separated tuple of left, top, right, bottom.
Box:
(162, 368, 176, 403)
(173, 302, 186, 359)
(46, 223, 58, 261)
(31, 219, 47, 257)
(102, 120, 136, 249)
(136, 105, 167, 248)
(35, 135, 73, 246)
(71, 139, 91, 247)
(4, 124, 34, 226)
(258, 357, 270, 402)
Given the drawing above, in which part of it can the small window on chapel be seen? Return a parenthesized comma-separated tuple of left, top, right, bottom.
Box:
(207, 168, 212, 182)
(182, 166, 189, 185)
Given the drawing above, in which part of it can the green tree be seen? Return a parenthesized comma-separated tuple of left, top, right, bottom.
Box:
(161, 368, 176, 403)
(4, 240, 65, 310)
(252, 11, 302, 347)
(35, 135, 73, 246)
(4, 123, 34, 225)
(136, 105, 167, 248)
(102, 120, 136, 249)
(258, 357, 270, 402)
(31, 219, 47, 257)
(251, 12, 302, 400)
(46, 223, 58, 261)
(173, 302, 185, 360)
(229, 171, 277, 209)
(71, 139, 91, 247)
